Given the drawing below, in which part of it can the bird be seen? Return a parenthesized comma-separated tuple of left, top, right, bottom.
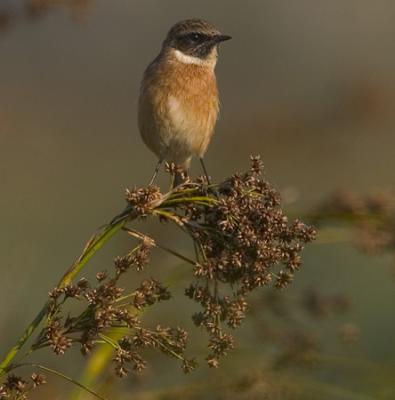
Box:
(138, 19, 231, 186)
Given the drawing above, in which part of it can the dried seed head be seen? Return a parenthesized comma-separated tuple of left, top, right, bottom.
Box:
(31, 373, 47, 388)
(125, 186, 162, 215)
(29, 155, 316, 380)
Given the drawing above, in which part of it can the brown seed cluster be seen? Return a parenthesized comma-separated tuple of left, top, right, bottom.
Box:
(33, 238, 194, 379)
(114, 240, 152, 274)
(125, 186, 162, 215)
(114, 325, 195, 376)
(164, 156, 316, 366)
(1, 155, 316, 393)
(0, 373, 46, 400)
(132, 279, 171, 309)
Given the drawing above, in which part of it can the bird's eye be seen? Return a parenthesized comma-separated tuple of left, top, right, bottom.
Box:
(188, 33, 203, 42)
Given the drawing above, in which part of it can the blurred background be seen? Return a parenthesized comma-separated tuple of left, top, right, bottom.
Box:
(1, 1, 395, 399)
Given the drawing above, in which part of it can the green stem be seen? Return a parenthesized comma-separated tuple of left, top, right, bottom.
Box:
(60, 219, 126, 286)
(0, 218, 128, 376)
(98, 334, 120, 349)
(161, 196, 217, 206)
(0, 306, 50, 376)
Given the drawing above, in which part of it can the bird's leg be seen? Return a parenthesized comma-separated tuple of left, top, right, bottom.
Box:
(148, 158, 163, 186)
(199, 157, 212, 185)
(172, 168, 188, 189)
(169, 169, 177, 191)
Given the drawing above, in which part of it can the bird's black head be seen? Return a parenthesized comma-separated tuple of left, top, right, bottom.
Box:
(163, 19, 231, 59)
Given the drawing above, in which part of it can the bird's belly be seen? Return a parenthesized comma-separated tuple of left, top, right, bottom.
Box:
(165, 95, 213, 157)
(139, 91, 217, 166)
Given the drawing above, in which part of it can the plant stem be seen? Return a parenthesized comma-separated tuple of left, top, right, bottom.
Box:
(32, 363, 108, 400)
(0, 217, 128, 376)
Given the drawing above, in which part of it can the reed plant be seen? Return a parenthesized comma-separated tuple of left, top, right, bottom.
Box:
(0, 156, 316, 399)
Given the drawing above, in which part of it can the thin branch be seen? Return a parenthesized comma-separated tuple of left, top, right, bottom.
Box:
(161, 196, 218, 206)
(16, 363, 108, 400)
(122, 227, 199, 267)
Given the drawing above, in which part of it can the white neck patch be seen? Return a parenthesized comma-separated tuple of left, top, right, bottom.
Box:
(173, 49, 216, 68)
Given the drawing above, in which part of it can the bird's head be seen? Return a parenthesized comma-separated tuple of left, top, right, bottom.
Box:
(162, 19, 231, 66)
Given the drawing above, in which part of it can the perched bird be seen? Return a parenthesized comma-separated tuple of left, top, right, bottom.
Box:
(138, 19, 231, 186)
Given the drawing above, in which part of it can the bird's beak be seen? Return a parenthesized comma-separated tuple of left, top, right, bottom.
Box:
(213, 34, 232, 43)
